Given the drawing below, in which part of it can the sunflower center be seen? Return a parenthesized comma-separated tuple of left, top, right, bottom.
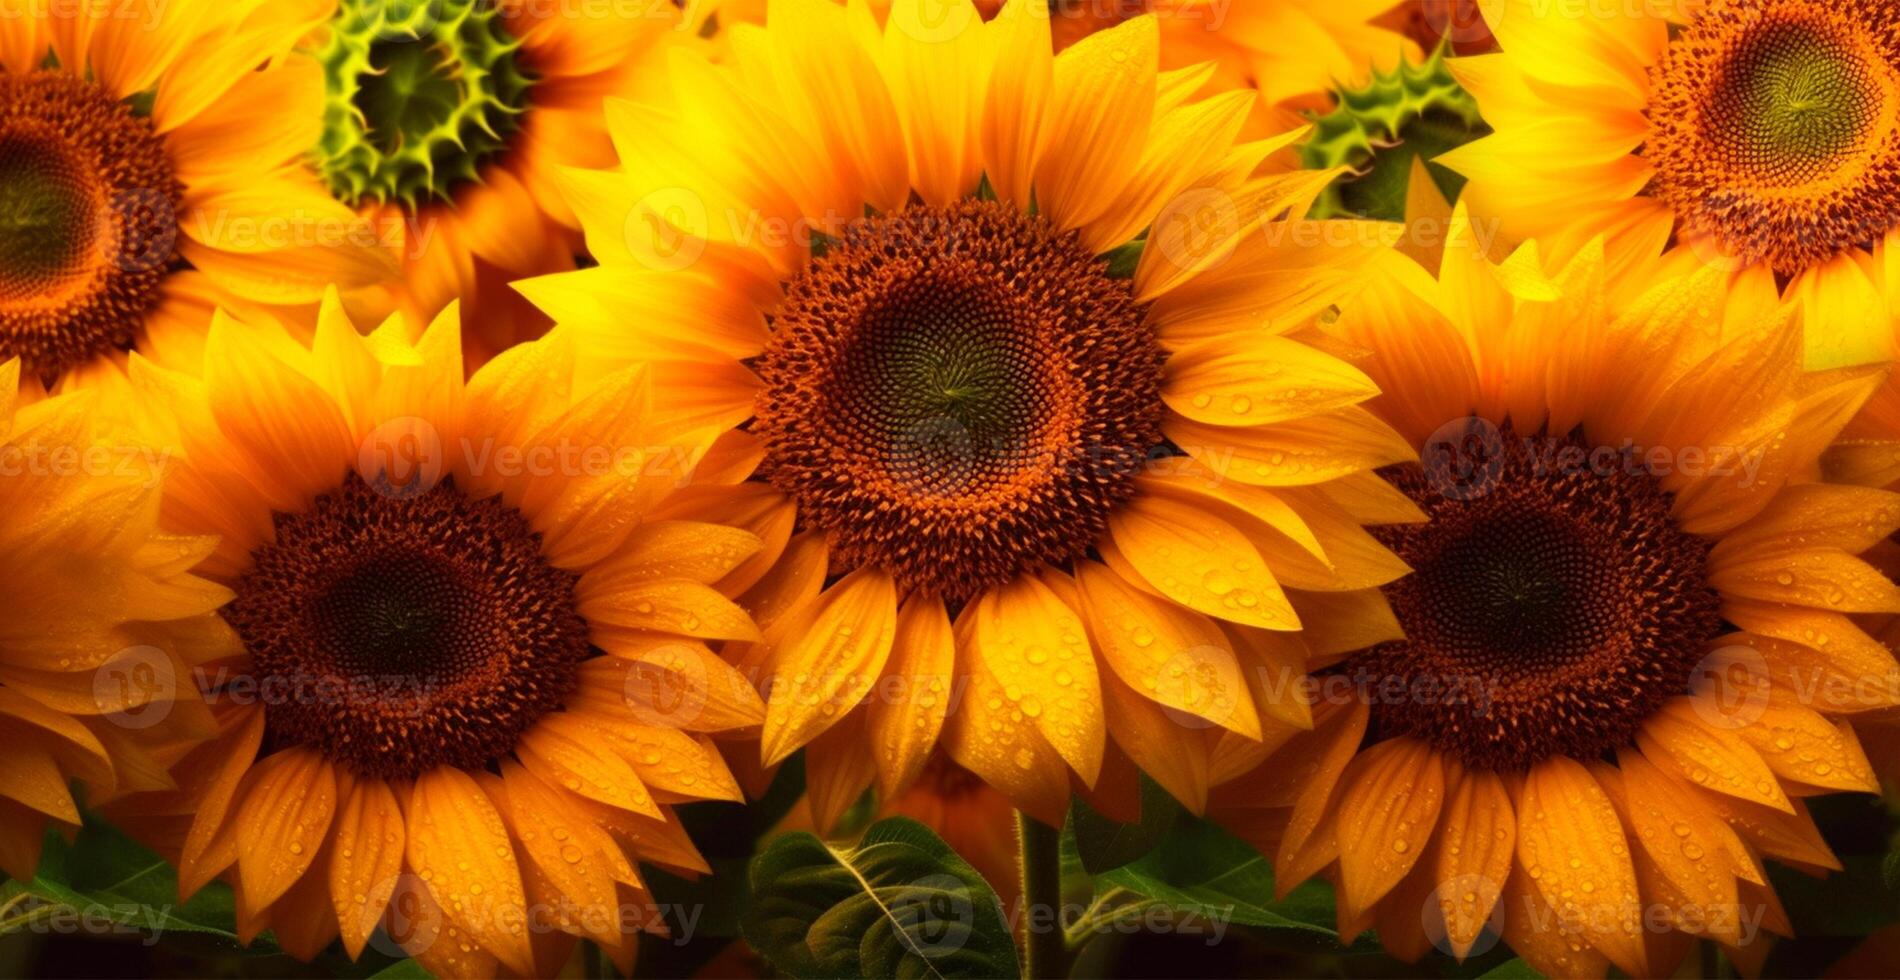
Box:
(0, 72, 181, 383)
(222, 473, 589, 779)
(753, 200, 1164, 603)
(1348, 424, 1724, 771)
(1645, 0, 1900, 274)
(313, 0, 535, 208)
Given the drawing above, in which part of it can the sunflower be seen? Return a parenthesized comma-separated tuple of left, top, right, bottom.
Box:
(1208, 211, 1900, 977)
(715, 1, 1419, 138)
(522, 0, 1412, 831)
(307, 0, 686, 366)
(1826, 362, 1900, 794)
(0, 0, 394, 395)
(0, 359, 230, 881)
(1438, 0, 1900, 370)
(105, 297, 767, 977)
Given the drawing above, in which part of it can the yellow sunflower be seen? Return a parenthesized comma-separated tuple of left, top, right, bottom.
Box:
(1826, 361, 1900, 794)
(0, 0, 394, 396)
(1209, 213, 1900, 977)
(307, 0, 687, 367)
(0, 359, 230, 881)
(714, 0, 1420, 139)
(1438, 0, 1900, 370)
(523, 0, 1413, 832)
(107, 297, 767, 977)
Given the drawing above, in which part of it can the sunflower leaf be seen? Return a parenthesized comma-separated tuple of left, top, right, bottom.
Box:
(1097, 816, 1339, 939)
(1066, 776, 1181, 875)
(4, 815, 280, 956)
(741, 817, 1020, 979)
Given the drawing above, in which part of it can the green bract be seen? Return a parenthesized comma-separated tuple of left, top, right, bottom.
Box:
(1300, 48, 1487, 222)
(313, 0, 535, 208)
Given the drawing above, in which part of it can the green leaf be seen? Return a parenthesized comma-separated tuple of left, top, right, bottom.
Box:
(1475, 958, 1546, 979)
(1066, 777, 1181, 875)
(742, 817, 1021, 980)
(1769, 855, 1900, 936)
(364, 959, 436, 979)
(1098, 817, 1338, 939)
(1102, 239, 1145, 279)
(4, 816, 278, 955)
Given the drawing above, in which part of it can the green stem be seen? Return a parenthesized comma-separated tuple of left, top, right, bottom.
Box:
(1017, 811, 1063, 980)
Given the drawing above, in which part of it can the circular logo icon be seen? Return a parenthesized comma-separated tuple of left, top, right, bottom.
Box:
(102, 188, 178, 274)
(92, 645, 177, 730)
(369, 873, 444, 960)
(358, 416, 445, 500)
(887, 0, 978, 43)
(1149, 188, 1243, 277)
(1422, 0, 1503, 47)
(622, 643, 713, 729)
(1421, 416, 1506, 501)
(1687, 644, 1772, 730)
(1156, 645, 1241, 732)
(624, 188, 710, 272)
(1423, 872, 1506, 959)
(889, 874, 977, 960)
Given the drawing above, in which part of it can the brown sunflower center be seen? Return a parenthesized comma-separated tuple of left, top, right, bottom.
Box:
(1645, 0, 1900, 274)
(1348, 424, 1724, 771)
(0, 72, 181, 383)
(752, 200, 1164, 603)
(222, 473, 590, 779)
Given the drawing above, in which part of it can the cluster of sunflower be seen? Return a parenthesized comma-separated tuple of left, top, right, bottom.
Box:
(3, 0, 1900, 977)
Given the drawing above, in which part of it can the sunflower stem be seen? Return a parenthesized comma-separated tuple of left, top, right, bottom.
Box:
(1017, 811, 1064, 980)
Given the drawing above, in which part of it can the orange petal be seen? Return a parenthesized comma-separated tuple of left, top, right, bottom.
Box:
(1075, 560, 1261, 740)
(1433, 767, 1515, 961)
(1515, 756, 1646, 978)
(865, 595, 957, 798)
(407, 768, 534, 976)
(1331, 738, 1445, 920)
(759, 567, 898, 766)
(970, 572, 1106, 784)
(1636, 699, 1794, 812)
(329, 775, 407, 959)
(1103, 492, 1296, 630)
(232, 748, 338, 915)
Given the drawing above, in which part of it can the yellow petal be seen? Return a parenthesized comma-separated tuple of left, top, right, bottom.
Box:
(577, 579, 763, 643)
(865, 596, 957, 798)
(1734, 703, 1880, 793)
(759, 567, 898, 765)
(970, 571, 1106, 784)
(1162, 334, 1379, 428)
(1074, 561, 1260, 740)
(1103, 492, 1297, 629)
(515, 721, 662, 818)
(1033, 14, 1156, 230)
